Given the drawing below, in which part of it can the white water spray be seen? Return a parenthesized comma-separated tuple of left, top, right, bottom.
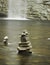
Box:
(8, 0, 28, 20)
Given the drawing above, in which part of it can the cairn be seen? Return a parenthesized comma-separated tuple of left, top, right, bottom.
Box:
(17, 31, 32, 53)
(3, 36, 8, 46)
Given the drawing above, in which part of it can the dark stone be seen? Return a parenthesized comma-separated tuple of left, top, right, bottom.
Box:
(0, 13, 7, 17)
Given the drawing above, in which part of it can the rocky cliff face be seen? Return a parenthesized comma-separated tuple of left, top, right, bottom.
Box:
(0, 0, 50, 20)
(0, 0, 8, 17)
(26, 0, 50, 20)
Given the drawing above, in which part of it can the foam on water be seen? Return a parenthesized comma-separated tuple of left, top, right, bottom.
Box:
(0, 18, 29, 20)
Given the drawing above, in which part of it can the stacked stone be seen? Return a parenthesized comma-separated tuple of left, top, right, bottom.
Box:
(17, 41, 32, 53)
(0, 0, 8, 17)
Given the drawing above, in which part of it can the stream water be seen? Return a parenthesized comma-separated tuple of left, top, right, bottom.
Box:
(0, 20, 50, 65)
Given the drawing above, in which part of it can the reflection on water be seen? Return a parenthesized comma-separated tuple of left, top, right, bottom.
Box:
(0, 20, 50, 65)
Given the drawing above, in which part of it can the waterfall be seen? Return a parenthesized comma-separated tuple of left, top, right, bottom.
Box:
(8, 0, 27, 20)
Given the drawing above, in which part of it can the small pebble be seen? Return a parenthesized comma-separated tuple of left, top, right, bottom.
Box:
(48, 38, 50, 40)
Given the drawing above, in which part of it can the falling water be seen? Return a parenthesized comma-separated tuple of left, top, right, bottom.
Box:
(8, 0, 27, 20)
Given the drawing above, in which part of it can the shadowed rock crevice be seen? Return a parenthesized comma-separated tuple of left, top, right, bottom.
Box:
(0, 13, 7, 17)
